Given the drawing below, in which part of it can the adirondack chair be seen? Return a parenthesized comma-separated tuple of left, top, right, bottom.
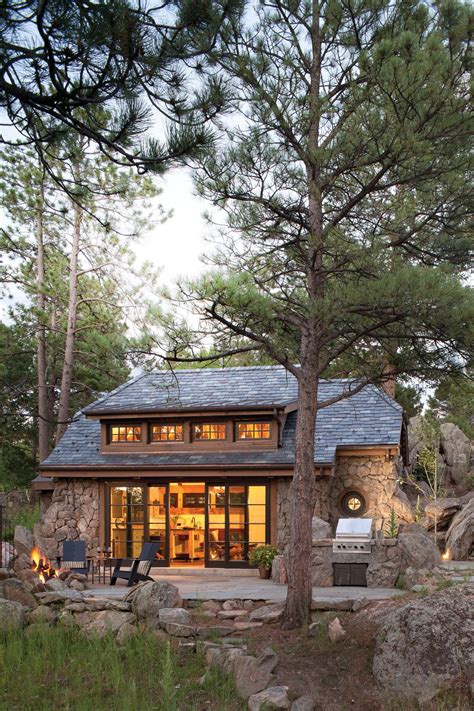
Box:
(59, 540, 89, 577)
(110, 542, 159, 587)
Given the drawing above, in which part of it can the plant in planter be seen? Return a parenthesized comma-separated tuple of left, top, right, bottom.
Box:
(249, 545, 278, 579)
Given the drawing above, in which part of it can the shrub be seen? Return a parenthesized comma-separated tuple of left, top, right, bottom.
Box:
(249, 544, 278, 570)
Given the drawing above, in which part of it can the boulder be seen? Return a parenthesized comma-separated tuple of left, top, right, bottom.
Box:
(0, 568, 10, 581)
(311, 517, 332, 542)
(158, 607, 192, 627)
(440, 423, 471, 489)
(423, 495, 473, 531)
(217, 609, 248, 620)
(233, 647, 279, 700)
(16, 569, 41, 589)
(196, 625, 235, 638)
(0, 578, 37, 608)
(373, 584, 474, 704)
(249, 603, 285, 623)
(0, 599, 27, 631)
(206, 645, 246, 673)
(12, 552, 32, 572)
(445, 498, 474, 560)
(74, 610, 136, 638)
(366, 560, 400, 588)
(125, 581, 182, 626)
(116, 622, 138, 645)
(248, 686, 291, 710)
(291, 696, 316, 711)
(398, 528, 440, 573)
(13, 525, 34, 558)
(45, 577, 68, 592)
(202, 600, 221, 613)
(328, 617, 346, 643)
(222, 599, 243, 611)
(28, 605, 56, 624)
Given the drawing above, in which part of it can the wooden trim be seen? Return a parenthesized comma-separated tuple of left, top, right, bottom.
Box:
(86, 406, 286, 420)
(41, 468, 296, 478)
(270, 480, 278, 547)
(336, 446, 399, 458)
(98, 482, 106, 549)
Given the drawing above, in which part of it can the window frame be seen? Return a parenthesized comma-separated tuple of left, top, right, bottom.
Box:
(340, 490, 367, 517)
(149, 422, 184, 443)
(192, 422, 227, 441)
(108, 424, 142, 444)
(235, 421, 272, 441)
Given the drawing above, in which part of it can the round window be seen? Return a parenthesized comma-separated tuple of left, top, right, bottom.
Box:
(341, 491, 366, 517)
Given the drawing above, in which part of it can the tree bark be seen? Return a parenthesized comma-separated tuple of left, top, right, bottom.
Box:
(35, 181, 51, 462)
(282, 0, 323, 629)
(55, 198, 82, 443)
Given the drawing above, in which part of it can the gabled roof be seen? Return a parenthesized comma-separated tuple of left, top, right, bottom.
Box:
(42, 366, 403, 469)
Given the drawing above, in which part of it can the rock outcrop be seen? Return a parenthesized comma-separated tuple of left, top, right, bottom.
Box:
(373, 584, 474, 703)
(445, 498, 474, 560)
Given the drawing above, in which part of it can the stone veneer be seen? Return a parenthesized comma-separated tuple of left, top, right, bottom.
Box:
(34, 479, 99, 560)
(277, 455, 413, 551)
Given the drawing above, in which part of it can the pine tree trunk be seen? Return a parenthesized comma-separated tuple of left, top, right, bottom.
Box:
(35, 188, 51, 462)
(282, 348, 319, 629)
(55, 199, 82, 443)
(281, 0, 324, 630)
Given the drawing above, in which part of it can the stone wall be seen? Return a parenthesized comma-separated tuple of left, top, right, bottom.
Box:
(34, 479, 100, 560)
(329, 456, 413, 530)
(276, 456, 413, 550)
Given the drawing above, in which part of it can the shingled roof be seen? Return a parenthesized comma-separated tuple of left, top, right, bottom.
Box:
(41, 366, 403, 469)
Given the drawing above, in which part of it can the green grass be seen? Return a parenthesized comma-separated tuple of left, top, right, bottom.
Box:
(0, 626, 244, 711)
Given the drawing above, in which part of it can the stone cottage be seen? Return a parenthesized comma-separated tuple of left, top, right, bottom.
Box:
(35, 366, 411, 568)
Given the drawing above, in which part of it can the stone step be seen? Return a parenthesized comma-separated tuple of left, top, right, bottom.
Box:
(151, 566, 259, 578)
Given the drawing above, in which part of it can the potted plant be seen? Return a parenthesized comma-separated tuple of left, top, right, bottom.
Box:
(249, 544, 278, 579)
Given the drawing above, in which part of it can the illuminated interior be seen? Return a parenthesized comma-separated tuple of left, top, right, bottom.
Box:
(109, 482, 267, 565)
(193, 423, 226, 440)
(237, 422, 271, 439)
(150, 424, 183, 441)
(110, 426, 141, 443)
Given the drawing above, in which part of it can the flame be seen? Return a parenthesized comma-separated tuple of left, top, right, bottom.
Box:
(30, 545, 57, 583)
(441, 548, 451, 561)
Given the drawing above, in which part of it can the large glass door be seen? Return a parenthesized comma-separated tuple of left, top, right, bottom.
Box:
(110, 485, 145, 559)
(205, 483, 268, 567)
(147, 485, 169, 565)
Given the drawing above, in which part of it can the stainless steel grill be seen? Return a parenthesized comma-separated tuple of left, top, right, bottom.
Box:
(332, 518, 373, 553)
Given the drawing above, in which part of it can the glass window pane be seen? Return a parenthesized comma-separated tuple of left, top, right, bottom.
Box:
(237, 422, 271, 439)
(151, 424, 183, 442)
(110, 425, 141, 443)
(194, 423, 226, 440)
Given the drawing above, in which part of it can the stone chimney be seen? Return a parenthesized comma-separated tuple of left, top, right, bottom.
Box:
(381, 363, 396, 399)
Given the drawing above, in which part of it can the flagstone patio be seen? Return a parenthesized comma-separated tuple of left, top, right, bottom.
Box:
(87, 571, 406, 603)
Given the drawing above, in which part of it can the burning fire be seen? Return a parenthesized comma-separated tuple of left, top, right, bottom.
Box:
(441, 547, 451, 561)
(30, 545, 59, 583)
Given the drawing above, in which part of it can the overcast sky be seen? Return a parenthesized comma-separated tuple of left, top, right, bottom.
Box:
(140, 167, 208, 287)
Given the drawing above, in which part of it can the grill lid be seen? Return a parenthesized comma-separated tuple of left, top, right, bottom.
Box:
(335, 518, 373, 539)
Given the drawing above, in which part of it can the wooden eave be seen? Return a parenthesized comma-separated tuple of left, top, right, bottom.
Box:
(84, 405, 289, 420)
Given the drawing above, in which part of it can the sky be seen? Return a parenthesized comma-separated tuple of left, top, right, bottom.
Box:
(139, 168, 208, 287)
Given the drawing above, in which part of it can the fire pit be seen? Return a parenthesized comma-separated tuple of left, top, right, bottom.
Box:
(30, 545, 59, 583)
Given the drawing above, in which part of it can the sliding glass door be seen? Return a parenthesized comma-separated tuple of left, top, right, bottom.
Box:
(205, 483, 269, 567)
(108, 481, 268, 567)
(109, 484, 169, 565)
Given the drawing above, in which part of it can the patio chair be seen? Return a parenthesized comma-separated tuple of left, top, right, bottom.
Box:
(110, 541, 159, 587)
(59, 540, 89, 577)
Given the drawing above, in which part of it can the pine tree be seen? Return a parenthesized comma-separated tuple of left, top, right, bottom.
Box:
(153, 0, 474, 628)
